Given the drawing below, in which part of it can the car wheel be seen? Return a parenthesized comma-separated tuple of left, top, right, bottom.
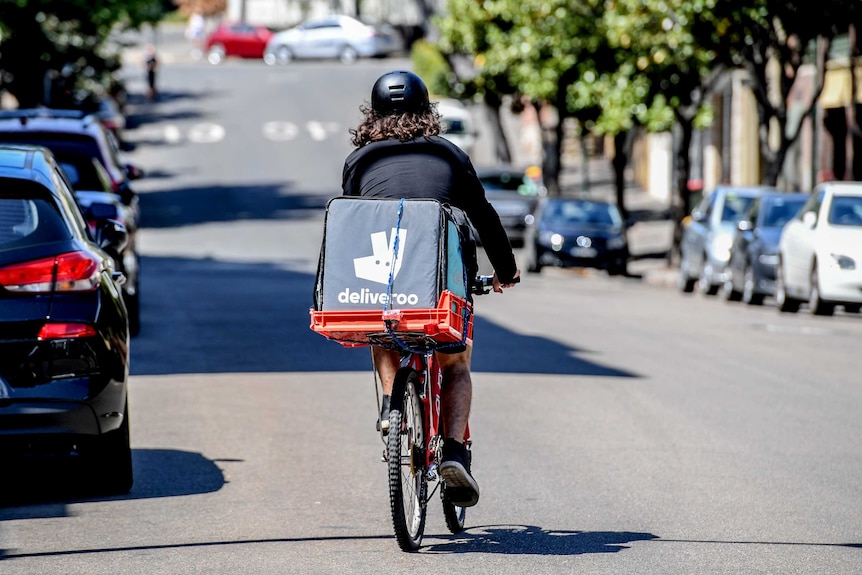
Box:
(207, 44, 226, 65)
(527, 249, 542, 274)
(775, 260, 800, 313)
(698, 261, 720, 296)
(741, 265, 763, 306)
(723, 276, 742, 302)
(809, 264, 834, 316)
(276, 45, 293, 65)
(677, 257, 695, 293)
(84, 399, 133, 495)
(339, 45, 359, 64)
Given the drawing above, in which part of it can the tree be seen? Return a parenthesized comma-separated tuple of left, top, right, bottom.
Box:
(0, 0, 169, 108)
(695, 0, 852, 186)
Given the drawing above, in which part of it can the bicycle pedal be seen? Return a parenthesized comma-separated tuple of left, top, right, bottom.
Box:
(381, 449, 389, 463)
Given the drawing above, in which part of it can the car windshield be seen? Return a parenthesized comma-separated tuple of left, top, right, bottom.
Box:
(0, 193, 70, 250)
(721, 194, 758, 222)
(545, 201, 621, 226)
(828, 195, 862, 226)
(480, 172, 540, 197)
(761, 197, 806, 228)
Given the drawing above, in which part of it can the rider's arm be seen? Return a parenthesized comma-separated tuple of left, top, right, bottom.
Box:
(458, 164, 519, 285)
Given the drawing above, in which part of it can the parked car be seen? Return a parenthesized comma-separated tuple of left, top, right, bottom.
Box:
(724, 192, 808, 305)
(0, 108, 143, 206)
(776, 181, 862, 315)
(0, 144, 132, 494)
(678, 185, 769, 295)
(437, 98, 477, 157)
(524, 197, 629, 275)
(205, 22, 274, 64)
(264, 15, 401, 65)
(57, 153, 142, 336)
(476, 165, 545, 247)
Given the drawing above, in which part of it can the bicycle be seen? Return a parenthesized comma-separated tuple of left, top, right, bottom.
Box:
(380, 274, 498, 551)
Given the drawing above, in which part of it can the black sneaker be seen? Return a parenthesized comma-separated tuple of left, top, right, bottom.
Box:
(376, 395, 391, 436)
(439, 438, 480, 507)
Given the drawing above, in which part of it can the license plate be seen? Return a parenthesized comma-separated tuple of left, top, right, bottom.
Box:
(570, 247, 597, 258)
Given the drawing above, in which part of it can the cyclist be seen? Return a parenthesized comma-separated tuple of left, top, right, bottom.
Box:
(342, 70, 520, 507)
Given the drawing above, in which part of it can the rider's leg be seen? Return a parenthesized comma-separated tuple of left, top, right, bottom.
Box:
(436, 346, 480, 506)
(435, 347, 472, 442)
(372, 346, 400, 396)
(372, 346, 400, 433)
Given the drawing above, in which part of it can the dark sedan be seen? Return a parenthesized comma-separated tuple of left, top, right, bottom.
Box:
(524, 197, 629, 275)
(0, 145, 132, 494)
(724, 192, 807, 305)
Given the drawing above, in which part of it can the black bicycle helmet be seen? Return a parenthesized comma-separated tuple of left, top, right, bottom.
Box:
(371, 70, 430, 116)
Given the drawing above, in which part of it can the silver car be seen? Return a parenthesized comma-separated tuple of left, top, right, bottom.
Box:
(679, 186, 769, 294)
(264, 15, 401, 65)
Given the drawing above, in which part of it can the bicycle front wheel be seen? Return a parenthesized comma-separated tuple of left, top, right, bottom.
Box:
(442, 489, 466, 533)
(387, 366, 427, 551)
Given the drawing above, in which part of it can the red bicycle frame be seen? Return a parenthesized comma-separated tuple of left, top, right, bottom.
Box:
(404, 351, 470, 470)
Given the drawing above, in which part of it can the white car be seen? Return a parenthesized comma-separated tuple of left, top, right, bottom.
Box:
(436, 98, 477, 156)
(263, 15, 401, 65)
(776, 181, 862, 315)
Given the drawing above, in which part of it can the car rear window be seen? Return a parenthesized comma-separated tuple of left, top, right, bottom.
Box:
(0, 132, 102, 166)
(828, 195, 862, 226)
(0, 190, 71, 250)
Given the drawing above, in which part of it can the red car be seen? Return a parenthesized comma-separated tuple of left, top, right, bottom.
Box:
(204, 22, 273, 64)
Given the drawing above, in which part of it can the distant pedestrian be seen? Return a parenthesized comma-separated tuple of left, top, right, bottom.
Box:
(186, 12, 205, 59)
(144, 45, 158, 101)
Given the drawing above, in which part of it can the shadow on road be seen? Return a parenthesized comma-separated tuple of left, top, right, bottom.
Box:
(131, 255, 637, 378)
(425, 524, 657, 554)
(0, 448, 224, 517)
(138, 182, 331, 228)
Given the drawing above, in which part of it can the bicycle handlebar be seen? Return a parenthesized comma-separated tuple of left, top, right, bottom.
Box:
(472, 274, 520, 295)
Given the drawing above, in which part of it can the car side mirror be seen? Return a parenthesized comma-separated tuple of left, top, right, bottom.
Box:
(737, 220, 752, 232)
(802, 211, 817, 228)
(95, 219, 129, 255)
(691, 210, 705, 222)
(125, 163, 144, 180)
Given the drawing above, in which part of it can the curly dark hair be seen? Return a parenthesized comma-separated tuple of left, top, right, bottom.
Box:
(349, 102, 442, 148)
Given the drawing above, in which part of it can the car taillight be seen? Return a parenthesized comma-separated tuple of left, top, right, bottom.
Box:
(0, 251, 102, 293)
(37, 322, 98, 340)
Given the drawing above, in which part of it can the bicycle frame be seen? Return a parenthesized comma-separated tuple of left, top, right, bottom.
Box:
(403, 350, 470, 474)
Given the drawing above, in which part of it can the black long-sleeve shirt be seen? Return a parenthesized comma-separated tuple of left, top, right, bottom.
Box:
(342, 136, 517, 283)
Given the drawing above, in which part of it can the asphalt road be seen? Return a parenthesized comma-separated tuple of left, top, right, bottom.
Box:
(1, 53, 861, 574)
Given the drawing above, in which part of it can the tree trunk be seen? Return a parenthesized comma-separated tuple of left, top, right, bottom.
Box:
(670, 117, 694, 263)
(482, 92, 511, 164)
(612, 131, 631, 223)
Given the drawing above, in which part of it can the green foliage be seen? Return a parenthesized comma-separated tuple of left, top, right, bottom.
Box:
(410, 39, 456, 99)
(0, 0, 170, 107)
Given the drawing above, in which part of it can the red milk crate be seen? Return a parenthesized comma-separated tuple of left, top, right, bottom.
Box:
(309, 290, 473, 350)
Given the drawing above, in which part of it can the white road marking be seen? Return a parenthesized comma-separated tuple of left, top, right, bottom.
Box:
(262, 121, 299, 141)
(187, 122, 226, 143)
(164, 124, 183, 144)
(306, 121, 327, 141)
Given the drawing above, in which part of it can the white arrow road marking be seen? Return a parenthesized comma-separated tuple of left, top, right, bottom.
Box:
(262, 121, 299, 141)
(164, 124, 183, 144)
(187, 123, 226, 143)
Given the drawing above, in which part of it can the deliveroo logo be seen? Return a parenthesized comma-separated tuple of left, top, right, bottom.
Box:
(353, 228, 407, 285)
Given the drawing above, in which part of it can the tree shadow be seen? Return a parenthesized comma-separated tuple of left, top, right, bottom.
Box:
(131, 255, 637, 378)
(0, 448, 225, 515)
(424, 524, 657, 554)
(137, 182, 331, 229)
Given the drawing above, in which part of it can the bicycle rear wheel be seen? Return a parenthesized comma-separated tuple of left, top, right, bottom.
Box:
(387, 366, 427, 551)
(442, 488, 466, 533)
